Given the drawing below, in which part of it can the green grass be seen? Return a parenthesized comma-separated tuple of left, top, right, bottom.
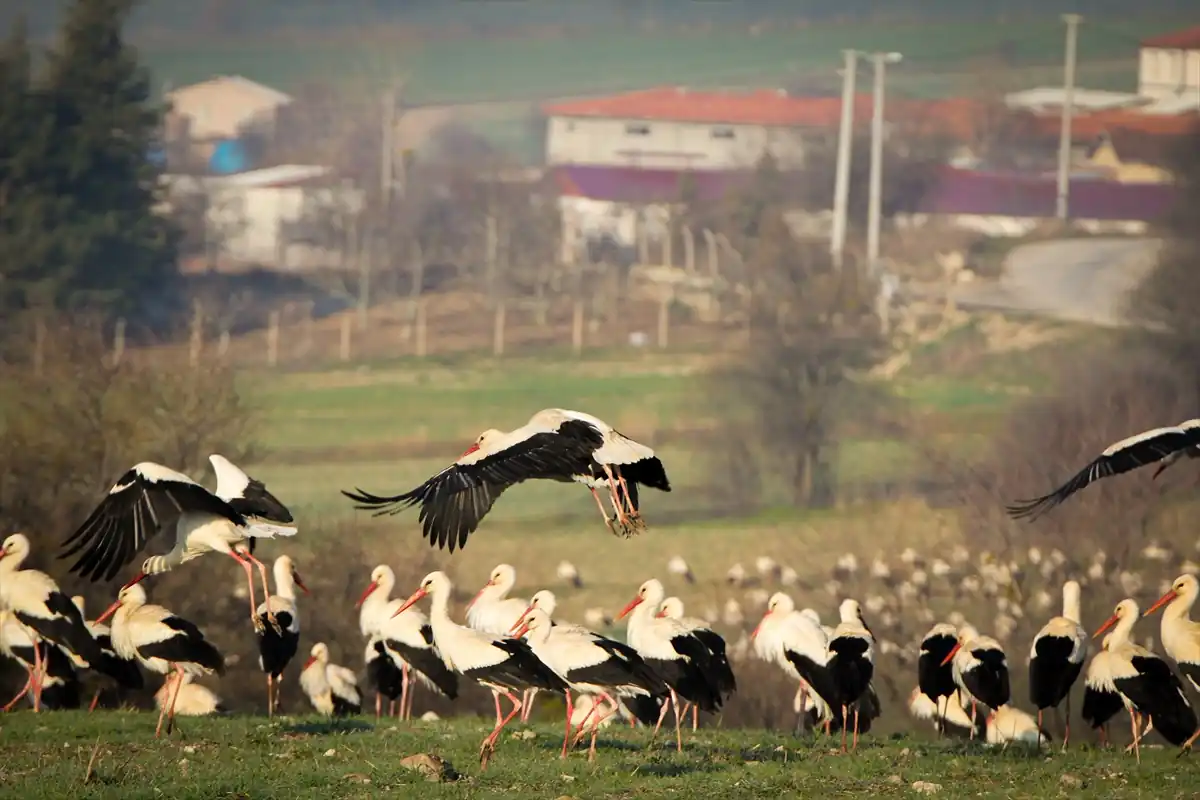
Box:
(0, 712, 1189, 799)
(138, 19, 1181, 102)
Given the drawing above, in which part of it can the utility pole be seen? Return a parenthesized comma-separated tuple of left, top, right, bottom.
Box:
(1057, 14, 1083, 221)
(360, 83, 398, 331)
(830, 49, 857, 271)
(866, 52, 901, 277)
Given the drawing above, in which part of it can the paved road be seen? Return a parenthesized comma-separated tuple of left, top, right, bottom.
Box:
(949, 238, 1161, 327)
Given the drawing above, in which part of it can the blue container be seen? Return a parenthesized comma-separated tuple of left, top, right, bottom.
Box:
(146, 143, 167, 169)
(209, 139, 251, 175)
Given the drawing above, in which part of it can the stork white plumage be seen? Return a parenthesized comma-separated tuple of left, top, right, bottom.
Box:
(512, 608, 664, 761)
(656, 597, 737, 730)
(1093, 599, 1198, 762)
(59, 457, 297, 633)
(986, 705, 1050, 747)
(907, 687, 981, 739)
(617, 579, 722, 753)
(0, 608, 83, 711)
(826, 599, 876, 753)
(1007, 419, 1200, 521)
(1028, 580, 1087, 748)
(300, 642, 362, 716)
(95, 584, 224, 737)
(154, 673, 223, 716)
(751, 593, 837, 734)
(67, 595, 144, 712)
(342, 409, 671, 549)
(255, 555, 308, 717)
(466, 563, 538, 722)
(392, 571, 569, 770)
(512, 590, 592, 636)
(943, 624, 1010, 738)
(0, 533, 103, 711)
(356, 564, 458, 720)
(1143, 579, 1200, 755)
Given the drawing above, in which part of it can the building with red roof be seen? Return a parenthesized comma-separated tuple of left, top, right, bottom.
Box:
(1138, 24, 1200, 100)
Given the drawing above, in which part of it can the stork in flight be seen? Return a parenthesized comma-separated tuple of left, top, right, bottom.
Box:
(343, 409, 670, 551)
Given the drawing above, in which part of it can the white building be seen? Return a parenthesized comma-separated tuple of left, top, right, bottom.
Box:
(1139, 26, 1200, 101)
(166, 75, 294, 140)
(542, 87, 866, 171)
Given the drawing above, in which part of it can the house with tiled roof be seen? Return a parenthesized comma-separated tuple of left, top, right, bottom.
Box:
(1139, 25, 1200, 100)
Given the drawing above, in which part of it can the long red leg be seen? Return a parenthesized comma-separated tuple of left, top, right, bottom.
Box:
(165, 665, 186, 736)
(590, 487, 617, 533)
(88, 687, 102, 712)
(375, 692, 382, 720)
(649, 695, 672, 745)
(154, 677, 173, 736)
(31, 641, 44, 712)
(671, 689, 684, 752)
(229, 551, 262, 631)
(852, 707, 861, 753)
(588, 692, 622, 762)
(1, 669, 33, 712)
(480, 691, 523, 770)
(245, 552, 278, 630)
(492, 691, 503, 726)
(841, 705, 848, 752)
(561, 692, 574, 758)
(399, 664, 410, 721)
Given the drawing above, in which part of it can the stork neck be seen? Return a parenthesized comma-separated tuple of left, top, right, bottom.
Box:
(428, 587, 453, 634)
(274, 563, 297, 601)
(1163, 591, 1195, 623)
(0, 550, 22, 573)
(1108, 613, 1136, 647)
(1061, 589, 1082, 624)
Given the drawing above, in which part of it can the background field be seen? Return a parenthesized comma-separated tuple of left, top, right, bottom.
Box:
(0, 713, 1189, 800)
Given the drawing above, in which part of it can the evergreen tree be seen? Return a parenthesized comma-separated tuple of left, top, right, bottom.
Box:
(34, 0, 180, 321)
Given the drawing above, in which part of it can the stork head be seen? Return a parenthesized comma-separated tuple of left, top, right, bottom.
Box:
(617, 578, 663, 620)
(461, 429, 503, 459)
(358, 564, 394, 607)
(656, 597, 684, 620)
(1094, 598, 1139, 638)
(0, 533, 30, 562)
(393, 571, 448, 618)
(1145, 574, 1198, 617)
(511, 608, 551, 641)
(304, 641, 329, 670)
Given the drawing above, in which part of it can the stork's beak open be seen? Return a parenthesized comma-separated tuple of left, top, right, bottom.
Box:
(616, 595, 643, 620)
(1144, 590, 1178, 617)
(1094, 614, 1119, 638)
(940, 642, 962, 666)
(121, 571, 147, 591)
(356, 581, 379, 608)
(511, 621, 531, 639)
(509, 605, 535, 634)
(393, 587, 428, 618)
(95, 600, 121, 625)
(294, 572, 310, 595)
(303, 655, 317, 670)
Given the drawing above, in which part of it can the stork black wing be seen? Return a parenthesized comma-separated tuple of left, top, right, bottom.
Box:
(227, 473, 293, 523)
(59, 465, 245, 582)
(1006, 425, 1200, 521)
(342, 426, 601, 552)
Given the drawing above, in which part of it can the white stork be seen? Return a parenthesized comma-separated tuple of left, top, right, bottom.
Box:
(392, 571, 569, 770)
(917, 622, 960, 735)
(1028, 579, 1087, 747)
(943, 624, 1010, 737)
(0, 609, 83, 711)
(356, 564, 459, 720)
(0, 533, 103, 710)
(95, 584, 224, 737)
(300, 642, 361, 716)
(342, 408, 671, 549)
(512, 608, 665, 761)
(67, 595, 144, 712)
(1143, 573, 1200, 752)
(512, 589, 592, 636)
(364, 635, 404, 718)
(1007, 419, 1200, 521)
(907, 687, 981, 739)
(656, 596, 737, 729)
(465, 563, 540, 721)
(1082, 632, 1127, 748)
(750, 592, 837, 734)
(154, 673, 223, 716)
(255, 555, 308, 717)
(59, 457, 297, 632)
(986, 705, 1051, 747)
(616, 578, 722, 752)
(1094, 598, 1198, 761)
(826, 599, 875, 753)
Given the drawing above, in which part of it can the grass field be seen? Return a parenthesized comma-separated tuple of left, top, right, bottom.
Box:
(0, 712, 1190, 799)
(137, 19, 1184, 102)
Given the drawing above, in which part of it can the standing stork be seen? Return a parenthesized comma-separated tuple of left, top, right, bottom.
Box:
(1028, 579, 1088, 748)
(342, 409, 671, 549)
(256, 555, 308, 717)
(1082, 632, 1128, 748)
(918, 622, 960, 736)
(617, 579, 722, 752)
(392, 571, 568, 770)
(0, 534, 103, 710)
(68, 596, 143, 712)
(0, 609, 82, 711)
(656, 596, 737, 730)
(356, 564, 458, 720)
(300, 642, 362, 716)
(942, 624, 1010, 738)
(1144, 573, 1200, 752)
(512, 608, 665, 761)
(59, 459, 297, 632)
(364, 636, 405, 718)
(1094, 598, 1198, 762)
(467, 564, 539, 722)
(512, 589, 593, 636)
(750, 593, 838, 734)
(96, 584, 224, 737)
(1007, 419, 1200, 521)
(826, 599, 875, 753)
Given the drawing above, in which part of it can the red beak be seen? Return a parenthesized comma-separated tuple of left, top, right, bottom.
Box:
(1144, 590, 1179, 617)
(460, 443, 480, 459)
(1094, 614, 1119, 639)
(511, 621, 531, 639)
(393, 587, 428, 618)
(750, 611, 771, 640)
(303, 655, 317, 670)
(616, 595, 643, 620)
(508, 605, 535, 634)
(654, 609, 667, 619)
(121, 571, 147, 591)
(294, 573, 310, 595)
(466, 580, 493, 611)
(940, 642, 962, 667)
(95, 599, 122, 625)
(355, 581, 379, 608)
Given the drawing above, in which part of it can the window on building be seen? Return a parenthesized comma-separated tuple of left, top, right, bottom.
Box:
(711, 127, 736, 140)
(625, 123, 651, 136)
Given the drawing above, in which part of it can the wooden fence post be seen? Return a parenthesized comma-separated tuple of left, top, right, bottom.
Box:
(339, 314, 352, 362)
(415, 300, 427, 358)
(189, 300, 203, 367)
(682, 225, 695, 273)
(33, 316, 46, 377)
(267, 311, 280, 367)
(111, 317, 126, 367)
(657, 293, 671, 349)
(492, 301, 506, 357)
(571, 299, 584, 357)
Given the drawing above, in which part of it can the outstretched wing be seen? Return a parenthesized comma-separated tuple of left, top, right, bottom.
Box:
(60, 463, 245, 582)
(209, 454, 294, 523)
(1006, 423, 1200, 521)
(342, 422, 602, 552)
